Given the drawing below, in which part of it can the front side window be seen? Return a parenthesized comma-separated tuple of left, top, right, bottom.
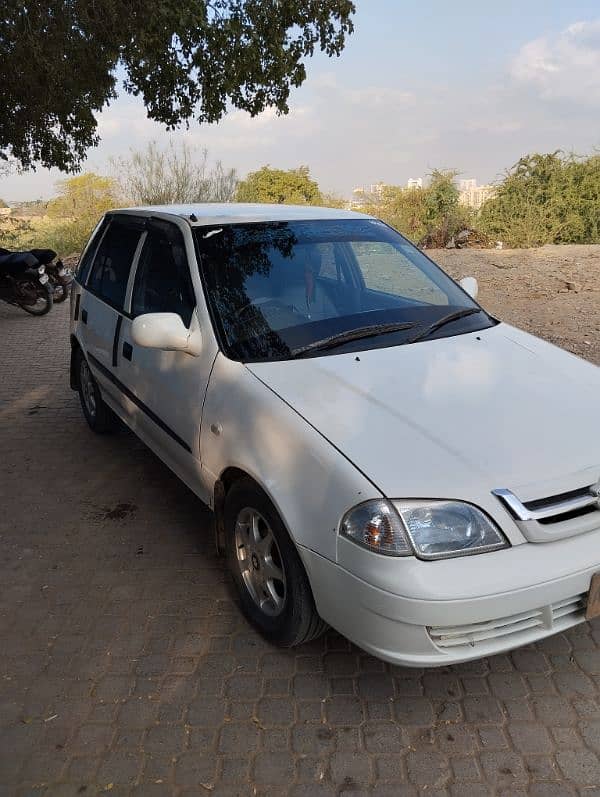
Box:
(87, 219, 142, 309)
(195, 219, 493, 362)
(131, 221, 195, 327)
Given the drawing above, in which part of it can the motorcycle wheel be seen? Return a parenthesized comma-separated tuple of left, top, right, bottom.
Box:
(18, 281, 53, 316)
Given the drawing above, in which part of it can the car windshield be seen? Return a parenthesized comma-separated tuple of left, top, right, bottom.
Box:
(195, 219, 493, 362)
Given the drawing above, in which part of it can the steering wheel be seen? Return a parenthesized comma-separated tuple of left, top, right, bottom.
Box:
(235, 297, 305, 320)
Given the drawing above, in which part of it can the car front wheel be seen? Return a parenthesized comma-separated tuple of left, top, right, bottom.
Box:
(225, 478, 327, 647)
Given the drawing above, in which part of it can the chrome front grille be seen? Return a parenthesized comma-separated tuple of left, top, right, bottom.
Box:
(429, 594, 586, 650)
(494, 485, 600, 524)
(493, 483, 600, 543)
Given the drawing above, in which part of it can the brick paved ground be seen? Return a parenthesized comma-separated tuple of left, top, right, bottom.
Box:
(2, 301, 600, 797)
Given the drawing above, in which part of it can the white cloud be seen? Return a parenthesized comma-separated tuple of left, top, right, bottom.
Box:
(510, 19, 600, 105)
(345, 87, 415, 108)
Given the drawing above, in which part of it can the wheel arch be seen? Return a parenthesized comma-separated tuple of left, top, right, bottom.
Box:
(213, 466, 298, 561)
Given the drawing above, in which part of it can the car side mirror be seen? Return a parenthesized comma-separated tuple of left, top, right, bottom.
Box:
(459, 276, 478, 300)
(131, 312, 202, 356)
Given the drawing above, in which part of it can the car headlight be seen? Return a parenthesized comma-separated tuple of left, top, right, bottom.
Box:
(340, 499, 508, 559)
(37, 264, 45, 275)
(393, 500, 508, 560)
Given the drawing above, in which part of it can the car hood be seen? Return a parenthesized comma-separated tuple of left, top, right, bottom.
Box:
(247, 324, 600, 502)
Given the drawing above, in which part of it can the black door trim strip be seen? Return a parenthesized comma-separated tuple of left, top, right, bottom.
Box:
(87, 353, 192, 453)
(112, 315, 123, 367)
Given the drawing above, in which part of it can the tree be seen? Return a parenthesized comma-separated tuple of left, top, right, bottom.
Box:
(359, 184, 429, 240)
(112, 141, 238, 205)
(0, 198, 8, 208)
(47, 173, 119, 220)
(1, 1, 355, 172)
(43, 172, 120, 254)
(422, 169, 472, 245)
(236, 165, 322, 204)
(355, 172, 472, 245)
(479, 152, 600, 247)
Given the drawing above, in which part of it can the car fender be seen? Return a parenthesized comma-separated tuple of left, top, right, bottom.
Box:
(200, 353, 382, 563)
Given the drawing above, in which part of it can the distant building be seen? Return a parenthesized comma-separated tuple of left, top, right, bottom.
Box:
(458, 180, 495, 210)
(458, 178, 477, 192)
(350, 187, 368, 208)
(407, 177, 423, 189)
(350, 182, 386, 208)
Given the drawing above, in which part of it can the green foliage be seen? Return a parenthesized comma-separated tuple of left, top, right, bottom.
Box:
(357, 171, 472, 244)
(1, 1, 355, 171)
(479, 152, 600, 247)
(0, 217, 34, 249)
(47, 173, 119, 220)
(113, 141, 238, 205)
(43, 173, 119, 254)
(357, 185, 427, 240)
(236, 165, 322, 205)
(0, 172, 119, 256)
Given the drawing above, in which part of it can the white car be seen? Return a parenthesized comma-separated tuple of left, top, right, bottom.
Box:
(70, 203, 600, 666)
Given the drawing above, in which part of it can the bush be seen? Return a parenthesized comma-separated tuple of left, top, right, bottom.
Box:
(236, 165, 322, 204)
(357, 170, 473, 244)
(112, 141, 239, 205)
(479, 152, 600, 247)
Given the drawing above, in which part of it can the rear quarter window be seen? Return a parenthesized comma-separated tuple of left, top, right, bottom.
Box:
(76, 217, 108, 284)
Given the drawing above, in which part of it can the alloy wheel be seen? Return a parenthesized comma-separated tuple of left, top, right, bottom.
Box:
(234, 507, 287, 617)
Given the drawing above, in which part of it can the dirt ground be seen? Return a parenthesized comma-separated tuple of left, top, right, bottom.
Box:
(432, 244, 600, 366)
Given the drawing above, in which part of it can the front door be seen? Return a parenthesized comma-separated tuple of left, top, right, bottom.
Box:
(117, 218, 218, 495)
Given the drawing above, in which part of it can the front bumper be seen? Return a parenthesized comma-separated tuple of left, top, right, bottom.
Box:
(299, 533, 600, 666)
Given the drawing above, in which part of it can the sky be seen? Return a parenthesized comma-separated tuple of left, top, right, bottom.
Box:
(3, 0, 600, 201)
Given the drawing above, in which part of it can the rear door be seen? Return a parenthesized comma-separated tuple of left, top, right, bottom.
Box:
(117, 218, 218, 489)
(79, 215, 144, 410)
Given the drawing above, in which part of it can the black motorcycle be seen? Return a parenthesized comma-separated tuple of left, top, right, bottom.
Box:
(0, 250, 53, 315)
(28, 248, 73, 303)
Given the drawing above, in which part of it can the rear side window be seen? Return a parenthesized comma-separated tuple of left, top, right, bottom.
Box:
(131, 221, 195, 326)
(87, 220, 142, 309)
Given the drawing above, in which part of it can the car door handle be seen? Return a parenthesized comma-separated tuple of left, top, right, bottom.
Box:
(122, 341, 133, 361)
(81, 308, 88, 324)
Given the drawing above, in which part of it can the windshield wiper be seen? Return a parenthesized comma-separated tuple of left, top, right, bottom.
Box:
(407, 308, 483, 344)
(291, 322, 417, 358)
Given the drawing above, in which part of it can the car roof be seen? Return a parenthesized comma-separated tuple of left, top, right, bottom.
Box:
(112, 203, 374, 227)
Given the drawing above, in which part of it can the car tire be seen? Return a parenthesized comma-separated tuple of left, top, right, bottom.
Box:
(75, 349, 117, 434)
(225, 478, 327, 647)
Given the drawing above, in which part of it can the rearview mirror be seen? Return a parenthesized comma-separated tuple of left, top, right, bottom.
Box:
(131, 312, 201, 356)
(459, 276, 478, 300)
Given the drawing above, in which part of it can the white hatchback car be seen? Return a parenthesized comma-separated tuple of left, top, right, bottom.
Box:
(70, 203, 600, 666)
